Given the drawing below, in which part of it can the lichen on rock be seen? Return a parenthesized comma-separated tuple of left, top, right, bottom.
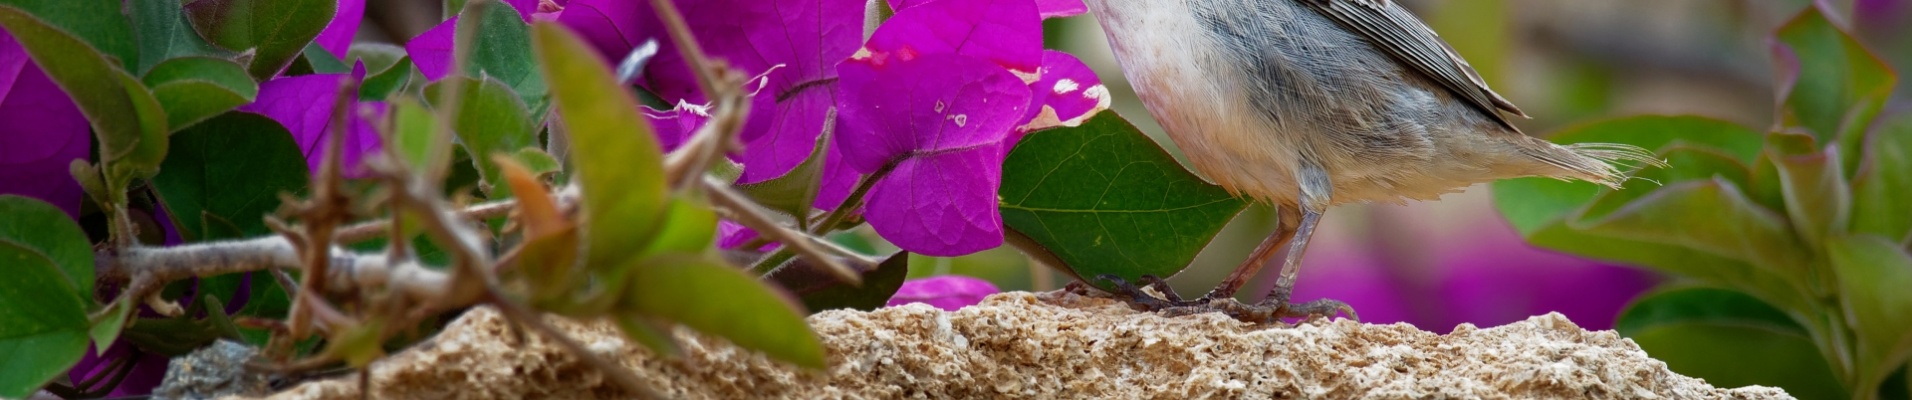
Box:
(253, 291, 1792, 399)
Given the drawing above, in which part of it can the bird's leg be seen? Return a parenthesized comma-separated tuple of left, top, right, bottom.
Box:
(1255, 161, 1355, 321)
(1255, 207, 1355, 320)
(1201, 206, 1301, 302)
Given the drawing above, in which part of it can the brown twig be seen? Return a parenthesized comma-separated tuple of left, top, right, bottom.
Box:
(703, 177, 862, 284)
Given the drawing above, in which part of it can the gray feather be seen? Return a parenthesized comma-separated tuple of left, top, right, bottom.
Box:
(1297, 0, 1527, 132)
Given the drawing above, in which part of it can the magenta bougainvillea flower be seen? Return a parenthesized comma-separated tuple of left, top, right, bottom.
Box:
(313, 0, 364, 57)
(403, 0, 1104, 257)
(237, 64, 388, 177)
(836, 53, 1029, 256)
(886, 275, 1001, 311)
(887, 0, 1087, 19)
(1017, 50, 1110, 134)
(561, 0, 864, 205)
(0, 31, 90, 219)
(831, 0, 1104, 256)
(417, 0, 865, 204)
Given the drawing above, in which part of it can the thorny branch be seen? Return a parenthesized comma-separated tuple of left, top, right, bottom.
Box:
(80, 1, 875, 397)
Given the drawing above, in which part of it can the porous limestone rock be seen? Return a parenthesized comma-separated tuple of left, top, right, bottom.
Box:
(253, 291, 1792, 399)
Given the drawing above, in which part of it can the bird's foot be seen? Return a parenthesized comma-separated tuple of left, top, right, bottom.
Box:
(1071, 274, 1189, 311)
(1073, 275, 1358, 324)
(1164, 297, 1358, 324)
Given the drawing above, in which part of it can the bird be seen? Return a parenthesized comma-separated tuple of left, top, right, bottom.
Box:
(1076, 0, 1661, 322)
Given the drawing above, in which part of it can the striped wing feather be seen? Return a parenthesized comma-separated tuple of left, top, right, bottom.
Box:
(1298, 0, 1528, 132)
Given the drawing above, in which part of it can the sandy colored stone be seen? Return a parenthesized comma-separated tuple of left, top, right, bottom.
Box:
(253, 291, 1791, 399)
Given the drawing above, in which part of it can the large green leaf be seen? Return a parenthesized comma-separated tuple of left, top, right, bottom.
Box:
(1575, 146, 1753, 222)
(0, 242, 93, 399)
(151, 113, 309, 241)
(769, 251, 911, 314)
(183, 0, 336, 80)
(1772, 5, 1896, 174)
(1494, 116, 1765, 236)
(1615, 286, 1805, 337)
(426, 76, 538, 197)
(0, 6, 169, 175)
(1852, 113, 1912, 242)
(0, 196, 96, 297)
(1524, 222, 1813, 313)
(1570, 179, 1811, 282)
(143, 57, 258, 132)
(1616, 286, 1845, 400)
(0, 0, 136, 66)
(458, 0, 547, 115)
(999, 112, 1248, 287)
(622, 257, 824, 369)
(533, 22, 668, 269)
(128, 0, 230, 75)
(1828, 235, 1912, 393)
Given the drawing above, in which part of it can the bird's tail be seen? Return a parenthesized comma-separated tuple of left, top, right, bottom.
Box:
(1522, 142, 1667, 189)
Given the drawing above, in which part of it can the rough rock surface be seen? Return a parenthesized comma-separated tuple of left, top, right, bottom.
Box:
(255, 291, 1792, 399)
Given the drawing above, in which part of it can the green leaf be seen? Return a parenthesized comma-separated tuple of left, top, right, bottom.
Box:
(0, 196, 96, 298)
(426, 76, 538, 197)
(740, 127, 831, 224)
(1576, 146, 1753, 222)
(386, 97, 443, 173)
(360, 58, 416, 101)
(129, 0, 233, 75)
(1747, 150, 1793, 218)
(1570, 179, 1811, 283)
(346, 43, 408, 74)
(1494, 116, 1765, 236)
(106, 71, 173, 187)
(184, 0, 337, 80)
(120, 314, 224, 357)
(297, 42, 351, 74)
(1765, 134, 1852, 248)
(1615, 286, 1805, 337)
(636, 196, 718, 258)
(0, 7, 169, 170)
(623, 257, 825, 369)
(1852, 113, 1912, 242)
(88, 297, 133, 353)
(1617, 286, 1844, 400)
(0, 242, 93, 399)
(234, 272, 292, 346)
(507, 148, 562, 177)
(534, 22, 668, 269)
(769, 251, 911, 314)
(151, 113, 309, 241)
(612, 315, 681, 358)
(1773, 5, 1896, 174)
(1828, 235, 1912, 393)
(458, 0, 547, 115)
(350, 44, 415, 100)
(998, 112, 1249, 287)
(0, 0, 136, 66)
(144, 57, 259, 131)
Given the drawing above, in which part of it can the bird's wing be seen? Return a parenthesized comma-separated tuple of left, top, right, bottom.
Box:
(1298, 0, 1527, 131)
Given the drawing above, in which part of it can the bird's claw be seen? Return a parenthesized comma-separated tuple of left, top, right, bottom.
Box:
(1074, 275, 1357, 324)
